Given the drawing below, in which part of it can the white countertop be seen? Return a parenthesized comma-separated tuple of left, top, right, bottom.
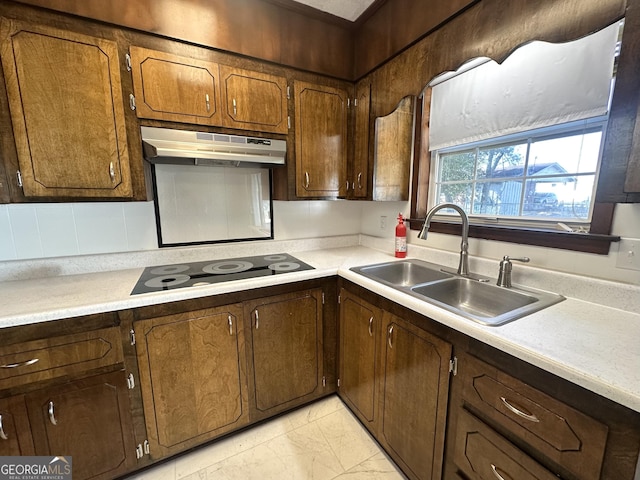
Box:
(1, 239, 639, 414)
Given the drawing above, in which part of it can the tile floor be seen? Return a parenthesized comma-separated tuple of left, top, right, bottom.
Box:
(126, 395, 406, 480)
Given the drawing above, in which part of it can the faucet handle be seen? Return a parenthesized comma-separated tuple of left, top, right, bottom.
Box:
(497, 256, 530, 287)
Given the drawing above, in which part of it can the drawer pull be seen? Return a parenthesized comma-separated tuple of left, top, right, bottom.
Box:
(0, 358, 39, 369)
(48, 401, 57, 426)
(0, 414, 7, 440)
(491, 464, 509, 480)
(368, 317, 374, 337)
(500, 396, 540, 423)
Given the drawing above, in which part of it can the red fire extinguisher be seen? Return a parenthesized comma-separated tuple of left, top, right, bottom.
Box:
(395, 213, 407, 258)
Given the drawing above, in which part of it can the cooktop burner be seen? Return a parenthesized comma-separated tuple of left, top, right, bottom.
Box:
(131, 253, 314, 295)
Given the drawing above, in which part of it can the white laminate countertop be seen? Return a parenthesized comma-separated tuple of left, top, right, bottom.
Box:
(1, 240, 639, 414)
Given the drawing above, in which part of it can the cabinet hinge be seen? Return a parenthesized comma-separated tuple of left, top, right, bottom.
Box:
(127, 373, 135, 389)
(16, 170, 23, 188)
(449, 356, 458, 376)
(287, 115, 291, 129)
(287, 85, 291, 99)
(130, 329, 136, 346)
(322, 376, 326, 387)
(135, 440, 150, 459)
(125, 52, 132, 72)
(129, 93, 136, 111)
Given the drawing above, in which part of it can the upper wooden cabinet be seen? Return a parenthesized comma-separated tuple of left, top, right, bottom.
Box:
(350, 80, 371, 199)
(293, 81, 348, 198)
(219, 65, 288, 134)
(129, 46, 222, 126)
(0, 19, 133, 198)
(373, 96, 414, 201)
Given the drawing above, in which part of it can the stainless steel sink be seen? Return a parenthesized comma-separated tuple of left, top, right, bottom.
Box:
(350, 259, 564, 326)
(357, 260, 453, 287)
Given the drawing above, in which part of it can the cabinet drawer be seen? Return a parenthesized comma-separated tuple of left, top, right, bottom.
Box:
(0, 327, 123, 390)
(454, 409, 558, 480)
(461, 354, 607, 480)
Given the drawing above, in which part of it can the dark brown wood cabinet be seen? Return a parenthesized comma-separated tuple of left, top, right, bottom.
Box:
(245, 289, 324, 417)
(133, 304, 249, 458)
(293, 81, 349, 198)
(379, 311, 451, 480)
(219, 65, 288, 134)
(337, 287, 453, 480)
(338, 288, 381, 430)
(0, 395, 34, 456)
(0, 18, 133, 198)
(129, 45, 222, 126)
(448, 353, 610, 480)
(350, 80, 372, 199)
(26, 371, 137, 480)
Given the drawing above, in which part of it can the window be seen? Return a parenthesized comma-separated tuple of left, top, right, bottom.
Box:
(432, 118, 606, 230)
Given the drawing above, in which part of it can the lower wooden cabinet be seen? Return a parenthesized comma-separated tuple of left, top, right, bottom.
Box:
(0, 395, 34, 456)
(379, 312, 452, 480)
(453, 409, 558, 480)
(134, 304, 249, 458)
(0, 371, 136, 480)
(338, 288, 382, 430)
(337, 288, 453, 480)
(245, 289, 324, 417)
(26, 371, 137, 480)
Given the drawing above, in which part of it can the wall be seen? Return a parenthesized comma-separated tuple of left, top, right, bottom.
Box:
(1, 200, 638, 284)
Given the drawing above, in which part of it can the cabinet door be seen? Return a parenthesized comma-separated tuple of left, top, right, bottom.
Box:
(0, 19, 132, 198)
(26, 371, 137, 480)
(0, 395, 34, 456)
(220, 65, 288, 134)
(134, 304, 248, 458)
(352, 80, 371, 199)
(380, 312, 452, 480)
(294, 81, 348, 198)
(129, 46, 221, 125)
(246, 289, 323, 414)
(338, 288, 381, 429)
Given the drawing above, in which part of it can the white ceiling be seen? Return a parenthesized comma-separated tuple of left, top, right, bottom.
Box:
(291, 0, 377, 21)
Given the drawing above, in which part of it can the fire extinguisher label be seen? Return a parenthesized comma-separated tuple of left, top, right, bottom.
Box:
(395, 236, 407, 254)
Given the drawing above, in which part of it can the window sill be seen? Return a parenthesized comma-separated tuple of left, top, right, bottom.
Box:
(407, 220, 620, 255)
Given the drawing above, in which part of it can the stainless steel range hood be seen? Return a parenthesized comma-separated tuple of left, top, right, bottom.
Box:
(141, 126, 286, 167)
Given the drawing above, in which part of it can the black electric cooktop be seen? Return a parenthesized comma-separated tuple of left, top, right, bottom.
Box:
(131, 253, 314, 295)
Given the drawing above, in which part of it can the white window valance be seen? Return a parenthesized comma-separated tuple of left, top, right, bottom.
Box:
(428, 21, 620, 151)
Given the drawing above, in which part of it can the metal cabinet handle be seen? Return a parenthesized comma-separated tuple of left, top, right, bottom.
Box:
(491, 464, 508, 480)
(228, 315, 233, 336)
(254, 309, 259, 330)
(368, 317, 374, 337)
(387, 325, 394, 348)
(0, 358, 38, 369)
(109, 162, 115, 182)
(357, 172, 363, 190)
(232, 98, 237, 115)
(0, 415, 8, 440)
(205, 93, 211, 112)
(48, 401, 57, 426)
(346, 180, 350, 190)
(304, 172, 310, 189)
(500, 396, 540, 423)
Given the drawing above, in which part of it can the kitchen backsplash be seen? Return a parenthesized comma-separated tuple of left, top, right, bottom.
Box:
(0, 200, 638, 285)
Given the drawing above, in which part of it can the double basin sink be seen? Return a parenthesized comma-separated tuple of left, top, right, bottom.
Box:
(350, 259, 565, 326)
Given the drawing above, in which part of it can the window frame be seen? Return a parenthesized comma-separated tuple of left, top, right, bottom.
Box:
(409, 89, 620, 255)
